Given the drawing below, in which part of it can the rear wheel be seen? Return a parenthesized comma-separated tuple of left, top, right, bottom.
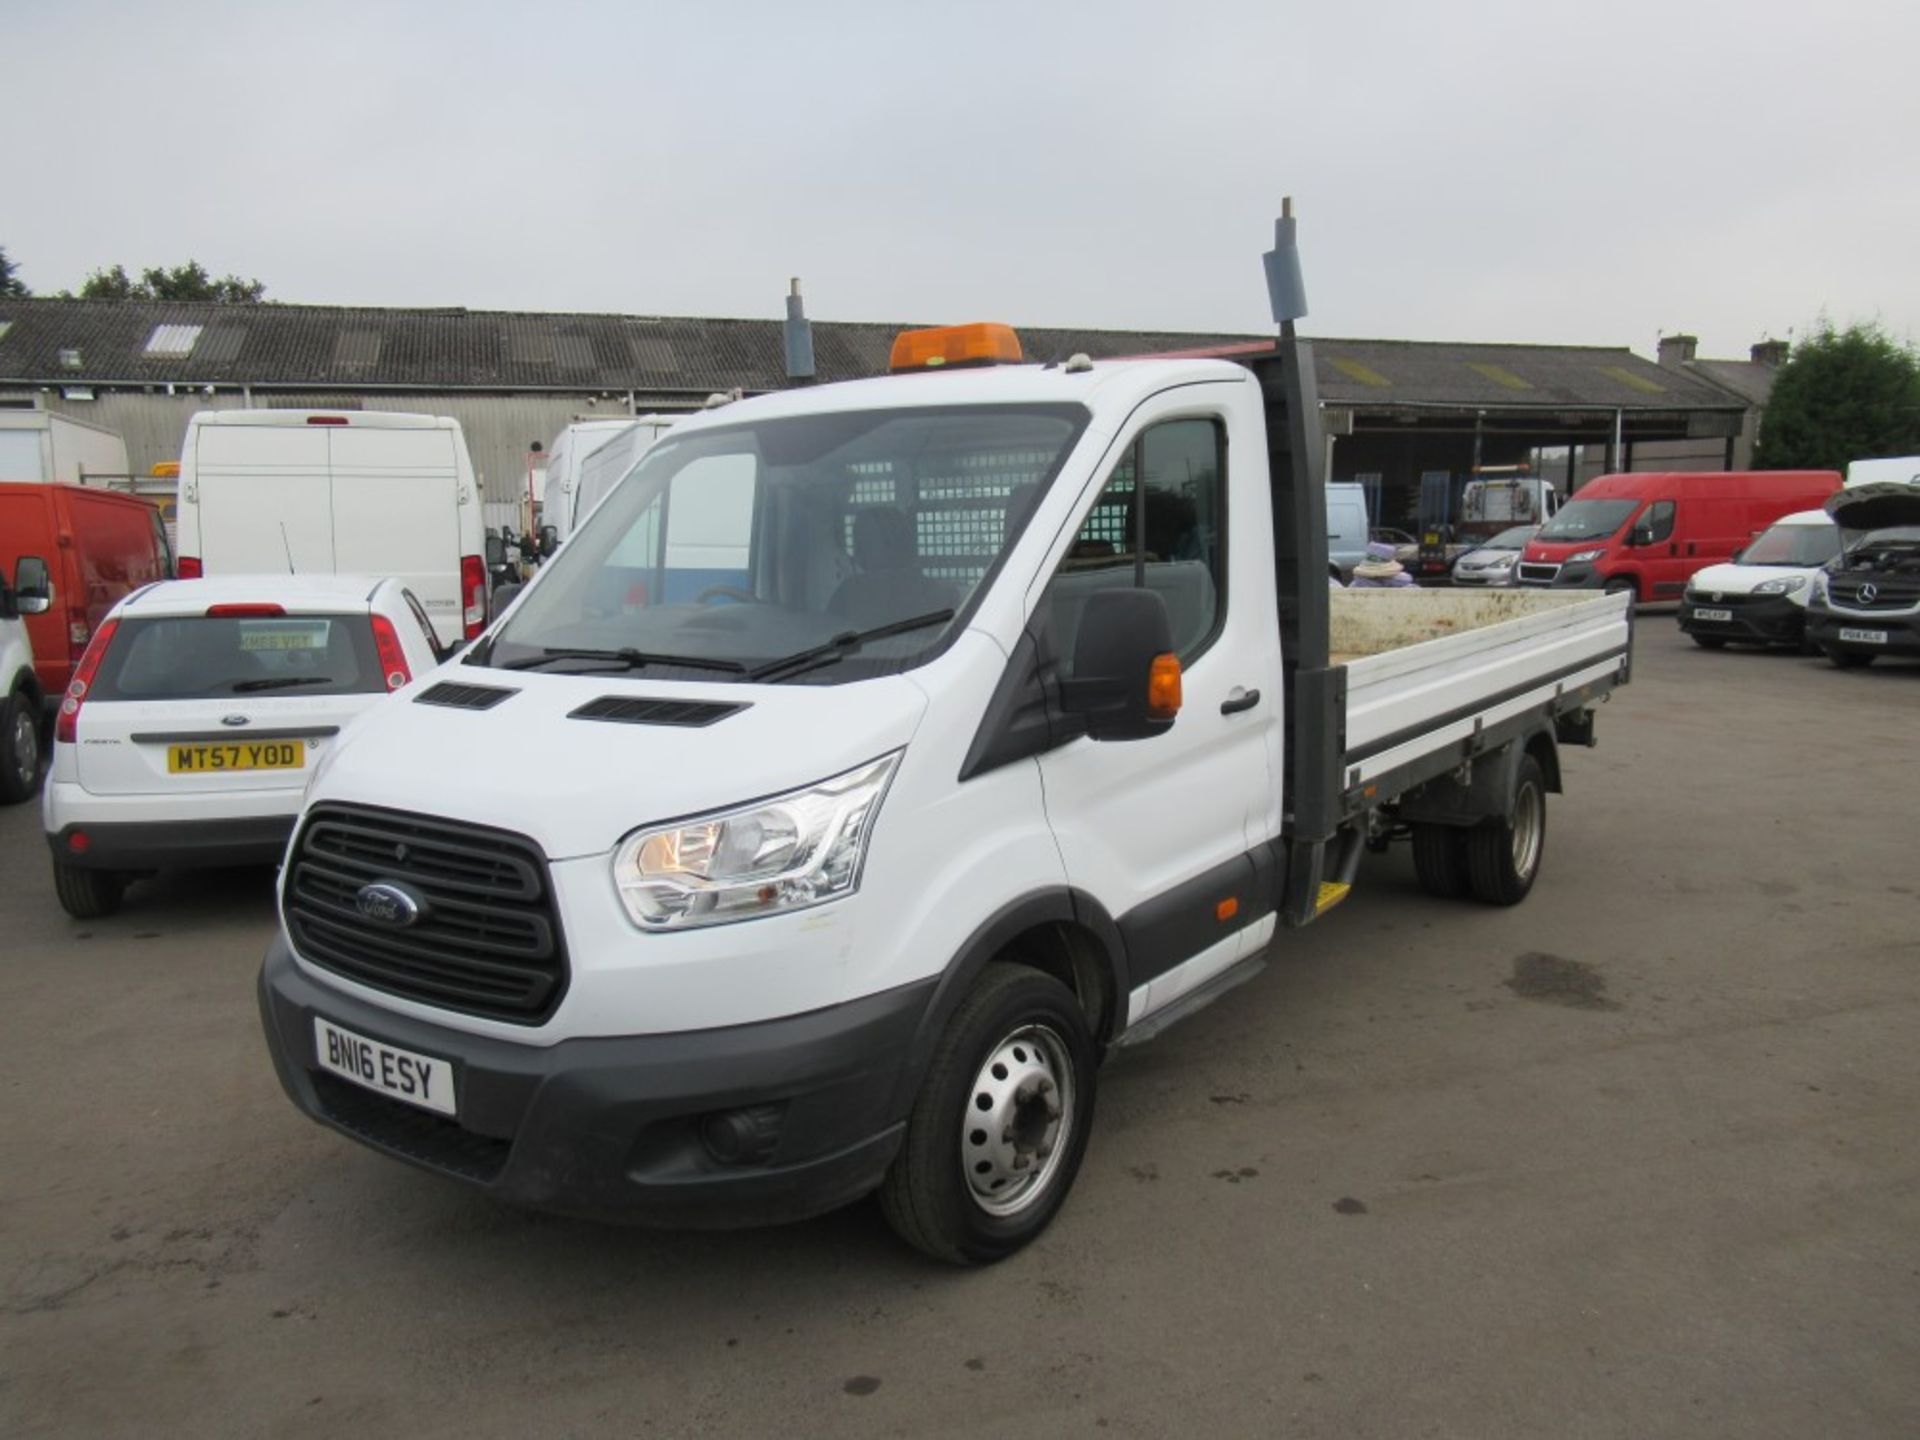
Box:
(1410, 822, 1471, 898)
(1690, 633, 1727, 650)
(1824, 647, 1874, 669)
(1466, 754, 1547, 906)
(0, 688, 42, 804)
(53, 862, 127, 919)
(880, 966, 1096, 1265)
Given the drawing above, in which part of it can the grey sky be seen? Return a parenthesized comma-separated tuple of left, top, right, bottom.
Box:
(9, 0, 1916, 359)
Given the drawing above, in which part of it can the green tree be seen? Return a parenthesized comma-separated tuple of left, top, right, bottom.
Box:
(1755, 322, 1920, 470)
(0, 245, 29, 297)
(71, 260, 266, 303)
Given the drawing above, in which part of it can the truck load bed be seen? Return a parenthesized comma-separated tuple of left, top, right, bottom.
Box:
(1330, 587, 1630, 793)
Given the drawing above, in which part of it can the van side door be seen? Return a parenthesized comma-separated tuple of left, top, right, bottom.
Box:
(1031, 380, 1284, 1029)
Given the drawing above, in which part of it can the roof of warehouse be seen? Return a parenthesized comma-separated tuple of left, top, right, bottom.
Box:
(0, 298, 1746, 412)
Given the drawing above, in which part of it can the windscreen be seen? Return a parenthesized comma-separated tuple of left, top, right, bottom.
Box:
(1537, 498, 1638, 542)
(1741, 521, 1840, 566)
(1482, 525, 1536, 549)
(487, 404, 1089, 682)
(89, 615, 385, 699)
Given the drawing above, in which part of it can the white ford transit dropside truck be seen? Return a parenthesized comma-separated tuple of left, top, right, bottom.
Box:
(258, 318, 1631, 1264)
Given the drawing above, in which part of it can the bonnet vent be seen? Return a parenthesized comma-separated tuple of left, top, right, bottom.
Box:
(568, 696, 748, 728)
(415, 681, 519, 711)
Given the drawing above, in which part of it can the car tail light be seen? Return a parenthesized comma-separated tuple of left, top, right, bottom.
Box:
(460, 554, 486, 639)
(67, 610, 91, 662)
(206, 603, 286, 618)
(305, 415, 350, 426)
(370, 614, 412, 692)
(57, 618, 119, 744)
(177, 555, 203, 579)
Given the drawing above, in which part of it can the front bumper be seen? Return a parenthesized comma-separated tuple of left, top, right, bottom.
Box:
(46, 813, 295, 870)
(1678, 593, 1806, 645)
(1805, 605, 1920, 657)
(258, 935, 936, 1227)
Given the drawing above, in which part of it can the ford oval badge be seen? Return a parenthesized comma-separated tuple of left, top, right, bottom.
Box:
(355, 881, 425, 927)
(221, 714, 250, 727)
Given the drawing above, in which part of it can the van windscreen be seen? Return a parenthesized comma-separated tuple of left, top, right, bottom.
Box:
(88, 615, 385, 699)
(1537, 498, 1638, 543)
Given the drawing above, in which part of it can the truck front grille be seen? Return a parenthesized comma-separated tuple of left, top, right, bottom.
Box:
(1825, 575, 1920, 612)
(285, 804, 568, 1024)
(1517, 563, 1560, 585)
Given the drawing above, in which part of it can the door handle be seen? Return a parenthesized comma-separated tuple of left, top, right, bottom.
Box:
(1220, 687, 1261, 715)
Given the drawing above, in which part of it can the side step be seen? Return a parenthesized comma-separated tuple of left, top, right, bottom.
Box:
(1113, 953, 1268, 1049)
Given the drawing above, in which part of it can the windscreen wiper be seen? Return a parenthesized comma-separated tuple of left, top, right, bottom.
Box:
(501, 646, 746, 675)
(748, 610, 956, 683)
(231, 676, 334, 693)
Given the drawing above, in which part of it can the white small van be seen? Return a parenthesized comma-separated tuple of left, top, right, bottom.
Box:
(1677, 508, 1840, 650)
(174, 411, 488, 648)
(548, 416, 678, 542)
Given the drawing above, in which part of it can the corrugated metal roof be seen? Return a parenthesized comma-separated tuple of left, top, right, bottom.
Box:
(0, 298, 1747, 413)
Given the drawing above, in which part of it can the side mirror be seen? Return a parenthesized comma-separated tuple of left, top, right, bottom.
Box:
(1630, 524, 1654, 548)
(484, 535, 507, 567)
(1058, 588, 1180, 742)
(12, 556, 51, 615)
(539, 525, 558, 549)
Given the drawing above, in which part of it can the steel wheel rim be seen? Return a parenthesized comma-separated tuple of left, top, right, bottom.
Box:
(1511, 780, 1543, 879)
(9, 708, 35, 786)
(960, 1022, 1075, 1218)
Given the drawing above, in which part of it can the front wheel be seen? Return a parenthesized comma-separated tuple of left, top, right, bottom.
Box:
(1603, 577, 1638, 603)
(1690, 633, 1727, 650)
(880, 965, 1097, 1265)
(1824, 647, 1874, 669)
(0, 688, 43, 804)
(1465, 754, 1547, 906)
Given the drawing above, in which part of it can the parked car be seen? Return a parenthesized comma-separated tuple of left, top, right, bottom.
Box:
(173, 410, 488, 648)
(0, 481, 174, 708)
(1, 556, 54, 803)
(1451, 524, 1538, 587)
(1804, 479, 1920, 668)
(1677, 509, 1839, 650)
(1516, 470, 1843, 602)
(255, 320, 1630, 1264)
(42, 575, 446, 918)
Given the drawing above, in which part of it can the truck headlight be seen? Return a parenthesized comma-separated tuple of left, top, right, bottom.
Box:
(1753, 576, 1805, 595)
(1809, 573, 1828, 603)
(612, 752, 901, 929)
(1566, 549, 1606, 564)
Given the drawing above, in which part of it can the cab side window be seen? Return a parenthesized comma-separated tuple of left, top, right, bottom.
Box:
(1641, 499, 1676, 544)
(1042, 418, 1226, 671)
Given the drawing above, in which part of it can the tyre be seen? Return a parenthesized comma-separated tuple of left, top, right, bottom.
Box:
(880, 965, 1097, 1265)
(1603, 577, 1637, 603)
(1410, 822, 1470, 898)
(53, 862, 127, 919)
(1824, 647, 1873, 669)
(0, 688, 43, 805)
(1690, 633, 1727, 650)
(1465, 754, 1547, 907)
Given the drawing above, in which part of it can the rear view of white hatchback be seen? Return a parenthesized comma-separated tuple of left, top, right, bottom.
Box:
(42, 576, 444, 917)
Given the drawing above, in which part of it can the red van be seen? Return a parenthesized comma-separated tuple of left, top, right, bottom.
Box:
(1516, 470, 1842, 602)
(0, 483, 174, 702)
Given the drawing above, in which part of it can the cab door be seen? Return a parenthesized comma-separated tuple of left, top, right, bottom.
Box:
(1031, 383, 1283, 1028)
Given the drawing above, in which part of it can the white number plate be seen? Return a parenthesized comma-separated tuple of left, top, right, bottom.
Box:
(1838, 628, 1888, 645)
(1693, 607, 1733, 623)
(314, 1017, 455, 1116)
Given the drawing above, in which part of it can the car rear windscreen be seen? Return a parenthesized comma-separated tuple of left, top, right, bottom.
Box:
(89, 615, 385, 700)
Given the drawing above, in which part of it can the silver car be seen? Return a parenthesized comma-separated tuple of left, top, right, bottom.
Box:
(1451, 524, 1539, 587)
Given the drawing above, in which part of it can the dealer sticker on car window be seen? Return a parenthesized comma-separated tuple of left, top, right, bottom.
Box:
(313, 1017, 455, 1116)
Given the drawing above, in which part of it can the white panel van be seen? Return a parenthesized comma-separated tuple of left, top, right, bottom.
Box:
(174, 411, 487, 647)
